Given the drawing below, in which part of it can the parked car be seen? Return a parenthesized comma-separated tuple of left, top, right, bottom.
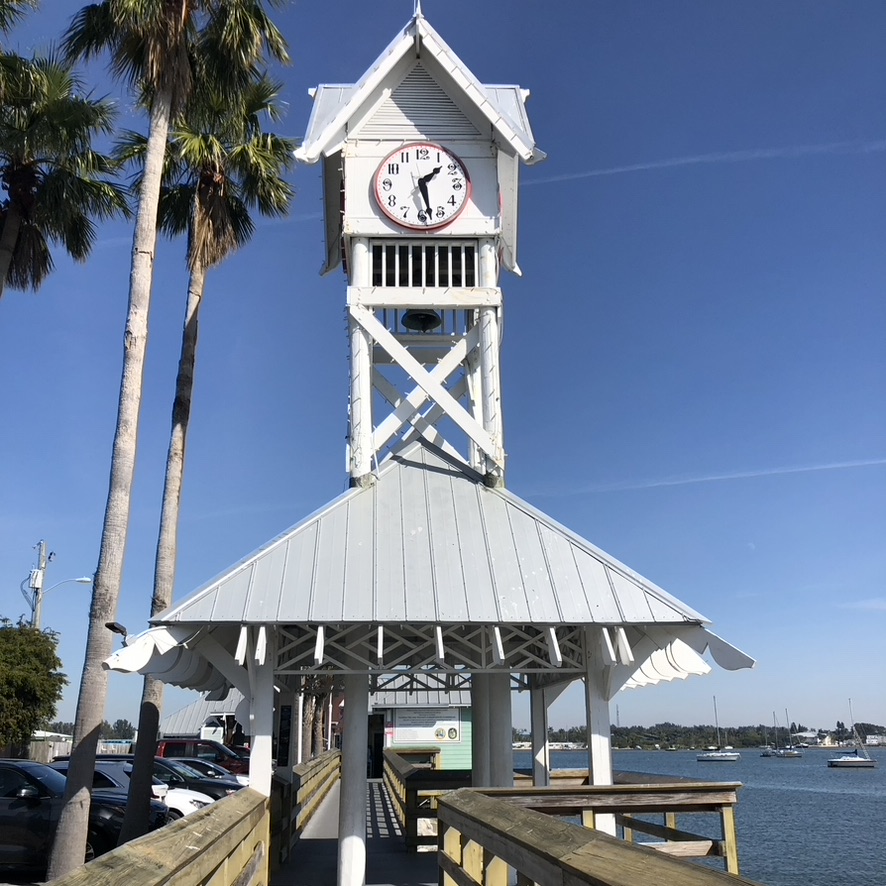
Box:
(156, 739, 249, 775)
(171, 757, 249, 786)
(54, 755, 243, 801)
(48, 760, 213, 820)
(0, 759, 167, 873)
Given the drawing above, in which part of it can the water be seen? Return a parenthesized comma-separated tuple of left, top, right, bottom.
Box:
(512, 748, 886, 886)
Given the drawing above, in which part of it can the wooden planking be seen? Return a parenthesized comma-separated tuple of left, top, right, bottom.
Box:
(437, 789, 763, 886)
(46, 790, 270, 886)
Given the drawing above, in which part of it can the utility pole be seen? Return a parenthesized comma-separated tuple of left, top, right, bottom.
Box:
(21, 541, 90, 630)
(28, 540, 52, 629)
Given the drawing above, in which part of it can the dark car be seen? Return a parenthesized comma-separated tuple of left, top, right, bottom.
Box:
(156, 739, 249, 775)
(0, 759, 167, 873)
(170, 757, 248, 786)
(55, 755, 243, 801)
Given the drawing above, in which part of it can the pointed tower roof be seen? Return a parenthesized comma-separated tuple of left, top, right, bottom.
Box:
(296, 11, 545, 166)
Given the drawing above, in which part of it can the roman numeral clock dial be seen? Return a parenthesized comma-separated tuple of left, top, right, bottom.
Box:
(374, 142, 470, 230)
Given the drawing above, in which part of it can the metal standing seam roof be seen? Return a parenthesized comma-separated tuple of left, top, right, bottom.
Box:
(151, 442, 709, 629)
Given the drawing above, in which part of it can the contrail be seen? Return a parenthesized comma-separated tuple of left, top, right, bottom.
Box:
(524, 139, 886, 186)
(530, 457, 886, 497)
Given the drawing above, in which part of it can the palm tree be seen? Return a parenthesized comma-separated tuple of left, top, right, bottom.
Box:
(48, 2, 289, 876)
(0, 53, 128, 299)
(116, 74, 294, 841)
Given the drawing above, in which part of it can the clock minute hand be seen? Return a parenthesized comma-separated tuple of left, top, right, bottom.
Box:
(417, 179, 432, 218)
(418, 166, 441, 218)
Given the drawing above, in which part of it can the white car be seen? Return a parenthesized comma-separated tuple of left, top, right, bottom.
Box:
(163, 786, 214, 819)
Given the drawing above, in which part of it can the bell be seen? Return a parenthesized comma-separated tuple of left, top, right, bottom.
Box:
(401, 309, 442, 332)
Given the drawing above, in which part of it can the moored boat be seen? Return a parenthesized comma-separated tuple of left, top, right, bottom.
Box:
(697, 697, 740, 762)
(827, 699, 878, 769)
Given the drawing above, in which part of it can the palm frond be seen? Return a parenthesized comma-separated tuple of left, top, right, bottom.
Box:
(6, 220, 52, 291)
(0, 0, 37, 35)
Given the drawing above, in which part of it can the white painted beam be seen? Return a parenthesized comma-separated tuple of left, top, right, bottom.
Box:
(545, 627, 562, 667)
(348, 285, 501, 308)
(234, 625, 248, 666)
(247, 629, 276, 797)
(314, 626, 325, 666)
(492, 626, 506, 665)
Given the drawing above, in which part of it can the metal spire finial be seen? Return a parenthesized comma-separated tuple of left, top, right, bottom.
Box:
(414, 0, 423, 17)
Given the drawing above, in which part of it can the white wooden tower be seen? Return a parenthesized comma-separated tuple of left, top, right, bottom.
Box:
(296, 7, 545, 489)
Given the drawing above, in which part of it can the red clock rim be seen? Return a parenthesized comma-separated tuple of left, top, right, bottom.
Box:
(373, 142, 471, 231)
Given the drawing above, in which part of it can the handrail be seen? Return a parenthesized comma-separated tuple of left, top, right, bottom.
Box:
(437, 789, 763, 886)
(478, 781, 742, 872)
(45, 789, 270, 886)
(272, 749, 341, 869)
(382, 748, 471, 850)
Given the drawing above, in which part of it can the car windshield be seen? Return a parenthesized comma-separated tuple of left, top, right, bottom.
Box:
(162, 759, 204, 779)
(25, 762, 68, 795)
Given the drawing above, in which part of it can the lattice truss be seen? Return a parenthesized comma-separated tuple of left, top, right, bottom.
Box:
(275, 623, 587, 687)
(347, 272, 503, 472)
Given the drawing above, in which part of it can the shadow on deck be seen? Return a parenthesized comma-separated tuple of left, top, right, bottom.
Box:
(271, 779, 438, 886)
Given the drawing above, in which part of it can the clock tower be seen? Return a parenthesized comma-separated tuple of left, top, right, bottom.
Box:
(296, 6, 545, 489)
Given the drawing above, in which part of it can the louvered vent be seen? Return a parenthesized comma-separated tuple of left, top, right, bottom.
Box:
(357, 65, 481, 140)
(371, 240, 477, 288)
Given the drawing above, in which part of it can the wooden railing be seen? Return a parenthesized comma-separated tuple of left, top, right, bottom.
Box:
(437, 789, 764, 886)
(382, 748, 471, 850)
(272, 749, 341, 867)
(480, 777, 743, 873)
(45, 789, 270, 886)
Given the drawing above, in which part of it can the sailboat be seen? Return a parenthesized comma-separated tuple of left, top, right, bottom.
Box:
(828, 700, 878, 769)
(775, 707, 802, 758)
(697, 696, 741, 762)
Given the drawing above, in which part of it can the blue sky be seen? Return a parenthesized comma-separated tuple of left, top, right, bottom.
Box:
(1, 0, 884, 733)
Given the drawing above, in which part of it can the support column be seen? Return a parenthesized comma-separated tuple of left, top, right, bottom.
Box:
(584, 629, 615, 835)
(530, 682, 569, 787)
(470, 672, 491, 787)
(488, 672, 513, 787)
(478, 239, 503, 485)
(295, 689, 304, 765)
(349, 237, 373, 486)
(338, 673, 369, 886)
(247, 627, 276, 797)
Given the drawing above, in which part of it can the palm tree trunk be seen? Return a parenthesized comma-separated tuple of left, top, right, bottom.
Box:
(119, 258, 206, 842)
(47, 87, 173, 880)
(0, 201, 22, 298)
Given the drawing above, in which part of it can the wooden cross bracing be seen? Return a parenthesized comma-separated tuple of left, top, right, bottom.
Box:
(346, 276, 504, 483)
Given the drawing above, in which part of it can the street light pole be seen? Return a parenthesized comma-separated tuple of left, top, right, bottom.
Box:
(21, 540, 91, 629)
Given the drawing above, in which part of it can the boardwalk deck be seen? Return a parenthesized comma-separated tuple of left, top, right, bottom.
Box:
(272, 780, 438, 886)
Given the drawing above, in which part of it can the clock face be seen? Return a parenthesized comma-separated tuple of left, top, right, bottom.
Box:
(373, 142, 470, 230)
